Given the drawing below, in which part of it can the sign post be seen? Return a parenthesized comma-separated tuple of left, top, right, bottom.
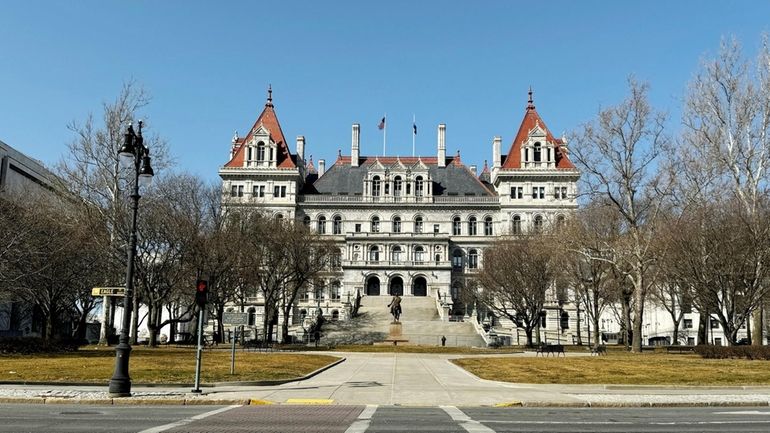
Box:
(222, 312, 248, 375)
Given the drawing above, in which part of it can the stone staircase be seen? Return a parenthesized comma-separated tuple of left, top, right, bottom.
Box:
(321, 295, 487, 347)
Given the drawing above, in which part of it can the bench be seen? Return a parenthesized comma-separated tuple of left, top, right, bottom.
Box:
(666, 345, 695, 354)
(590, 345, 607, 356)
(536, 344, 565, 357)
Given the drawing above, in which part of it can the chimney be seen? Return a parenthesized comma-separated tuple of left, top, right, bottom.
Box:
(351, 123, 360, 167)
(296, 136, 305, 162)
(318, 159, 326, 177)
(493, 136, 502, 169)
(437, 124, 446, 167)
(469, 165, 477, 175)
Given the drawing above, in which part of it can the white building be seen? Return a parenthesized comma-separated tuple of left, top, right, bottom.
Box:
(219, 88, 581, 344)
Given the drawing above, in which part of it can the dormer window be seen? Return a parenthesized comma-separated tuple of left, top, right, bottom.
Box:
(257, 142, 266, 161)
(533, 142, 542, 162)
(415, 176, 424, 197)
(394, 176, 402, 196)
(372, 176, 381, 196)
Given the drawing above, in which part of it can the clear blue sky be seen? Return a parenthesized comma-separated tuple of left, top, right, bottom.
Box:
(1, 1, 768, 181)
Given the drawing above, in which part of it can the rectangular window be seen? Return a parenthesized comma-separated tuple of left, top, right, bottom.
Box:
(231, 185, 237, 197)
(710, 319, 720, 329)
(687, 337, 695, 346)
(354, 223, 361, 233)
(684, 319, 693, 329)
(714, 337, 722, 346)
(433, 224, 440, 234)
(237, 185, 244, 197)
(561, 187, 568, 199)
(259, 186, 265, 197)
(539, 187, 545, 199)
(253, 185, 259, 196)
(280, 186, 287, 197)
(274, 186, 279, 197)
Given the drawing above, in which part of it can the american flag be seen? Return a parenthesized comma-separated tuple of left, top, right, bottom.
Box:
(378, 117, 386, 130)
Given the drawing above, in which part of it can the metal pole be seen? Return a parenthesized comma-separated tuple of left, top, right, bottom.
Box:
(230, 326, 236, 375)
(192, 308, 204, 393)
(108, 154, 140, 397)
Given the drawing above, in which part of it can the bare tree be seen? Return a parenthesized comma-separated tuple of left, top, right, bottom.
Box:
(475, 233, 562, 346)
(570, 78, 670, 352)
(682, 36, 770, 345)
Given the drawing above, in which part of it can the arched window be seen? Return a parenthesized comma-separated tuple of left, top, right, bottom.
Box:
(468, 216, 478, 236)
(391, 246, 402, 263)
(333, 215, 342, 234)
(414, 216, 423, 233)
(275, 213, 283, 221)
(371, 216, 380, 233)
(452, 216, 462, 235)
(369, 245, 380, 262)
(394, 176, 402, 196)
(512, 215, 522, 235)
(393, 216, 402, 233)
(317, 215, 327, 234)
(468, 249, 479, 269)
(484, 216, 493, 236)
(533, 215, 544, 232)
(372, 176, 381, 197)
(414, 246, 425, 263)
(415, 176, 424, 197)
(257, 142, 266, 161)
(556, 214, 566, 228)
(299, 309, 308, 321)
(452, 250, 463, 270)
(303, 215, 311, 227)
(533, 142, 542, 162)
(247, 307, 256, 326)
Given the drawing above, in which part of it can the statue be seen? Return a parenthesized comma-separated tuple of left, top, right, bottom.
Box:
(388, 294, 402, 322)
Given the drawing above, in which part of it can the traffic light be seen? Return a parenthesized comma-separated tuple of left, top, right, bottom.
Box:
(195, 279, 208, 307)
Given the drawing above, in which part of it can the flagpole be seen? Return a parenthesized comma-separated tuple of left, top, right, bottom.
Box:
(383, 113, 387, 156)
(412, 114, 416, 157)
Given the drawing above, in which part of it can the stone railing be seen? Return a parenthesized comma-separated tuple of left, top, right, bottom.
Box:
(299, 195, 499, 204)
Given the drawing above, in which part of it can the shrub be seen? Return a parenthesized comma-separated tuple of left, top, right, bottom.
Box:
(694, 344, 770, 360)
(0, 337, 83, 354)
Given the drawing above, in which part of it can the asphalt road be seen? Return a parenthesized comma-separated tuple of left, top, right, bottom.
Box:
(1, 404, 770, 432)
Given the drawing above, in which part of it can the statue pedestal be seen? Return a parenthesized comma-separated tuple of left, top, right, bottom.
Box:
(380, 321, 409, 346)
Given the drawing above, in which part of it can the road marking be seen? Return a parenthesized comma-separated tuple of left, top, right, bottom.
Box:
(138, 404, 239, 433)
(285, 398, 334, 405)
(344, 404, 378, 433)
(715, 410, 770, 415)
(441, 406, 495, 433)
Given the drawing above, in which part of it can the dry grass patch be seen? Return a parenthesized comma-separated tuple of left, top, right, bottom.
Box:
(452, 352, 770, 386)
(324, 345, 522, 354)
(0, 346, 339, 384)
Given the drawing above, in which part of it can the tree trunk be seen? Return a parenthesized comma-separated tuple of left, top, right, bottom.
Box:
(593, 316, 601, 349)
(620, 294, 632, 348)
(632, 288, 644, 352)
(525, 327, 534, 346)
(752, 305, 764, 346)
(698, 310, 708, 344)
(99, 295, 111, 345)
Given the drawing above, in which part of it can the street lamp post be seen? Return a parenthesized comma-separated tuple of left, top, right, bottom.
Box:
(108, 121, 154, 397)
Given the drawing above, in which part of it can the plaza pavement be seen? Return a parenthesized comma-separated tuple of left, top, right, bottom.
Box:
(1, 351, 769, 407)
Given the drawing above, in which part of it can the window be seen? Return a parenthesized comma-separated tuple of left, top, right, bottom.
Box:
(533, 142, 542, 162)
(247, 307, 256, 326)
(393, 216, 402, 233)
(468, 249, 478, 269)
(372, 176, 381, 197)
(330, 281, 341, 301)
(299, 288, 309, 302)
(714, 337, 722, 346)
(317, 216, 327, 234)
(257, 142, 265, 161)
(394, 176, 402, 196)
(560, 311, 570, 329)
(371, 216, 380, 233)
(452, 216, 462, 235)
(303, 216, 311, 227)
(684, 319, 693, 329)
(330, 252, 341, 269)
(253, 185, 265, 198)
(710, 319, 720, 329)
(532, 186, 545, 199)
(391, 246, 402, 262)
(237, 186, 244, 197)
(354, 223, 362, 233)
(247, 147, 252, 161)
(533, 215, 544, 232)
(433, 224, 440, 234)
(540, 312, 547, 328)
(414, 246, 425, 263)
(415, 176, 424, 196)
(369, 246, 380, 262)
(230, 185, 237, 197)
(273, 185, 286, 198)
(333, 215, 342, 234)
(484, 217, 493, 236)
(512, 215, 522, 234)
(452, 250, 463, 270)
(511, 186, 523, 199)
(314, 282, 325, 301)
(562, 187, 568, 199)
(556, 215, 566, 228)
(414, 216, 423, 233)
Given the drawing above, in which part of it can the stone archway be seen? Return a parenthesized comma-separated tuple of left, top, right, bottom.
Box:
(413, 276, 427, 296)
(389, 276, 404, 296)
(366, 276, 381, 296)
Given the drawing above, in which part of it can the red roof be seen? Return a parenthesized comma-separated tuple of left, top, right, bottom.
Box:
(224, 89, 296, 169)
(501, 94, 575, 170)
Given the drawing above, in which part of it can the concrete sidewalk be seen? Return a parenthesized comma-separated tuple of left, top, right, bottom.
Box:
(1, 352, 769, 407)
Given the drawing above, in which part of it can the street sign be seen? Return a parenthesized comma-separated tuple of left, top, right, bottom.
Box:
(91, 287, 126, 297)
(222, 312, 249, 326)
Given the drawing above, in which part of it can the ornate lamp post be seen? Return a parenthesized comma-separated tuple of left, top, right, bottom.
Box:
(108, 121, 154, 397)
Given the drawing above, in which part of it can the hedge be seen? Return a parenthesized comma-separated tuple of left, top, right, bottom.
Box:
(694, 344, 770, 360)
(0, 337, 83, 354)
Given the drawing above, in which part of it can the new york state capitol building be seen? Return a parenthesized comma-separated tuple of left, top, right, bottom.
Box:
(219, 89, 580, 345)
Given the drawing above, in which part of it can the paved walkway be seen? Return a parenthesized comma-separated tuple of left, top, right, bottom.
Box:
(2, 352, 770, 407)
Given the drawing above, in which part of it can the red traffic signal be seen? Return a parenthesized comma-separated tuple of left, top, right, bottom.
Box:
(195, 279, 208, 306)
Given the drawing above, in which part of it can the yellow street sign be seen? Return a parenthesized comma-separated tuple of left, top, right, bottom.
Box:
(91, 287, 126, 296)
